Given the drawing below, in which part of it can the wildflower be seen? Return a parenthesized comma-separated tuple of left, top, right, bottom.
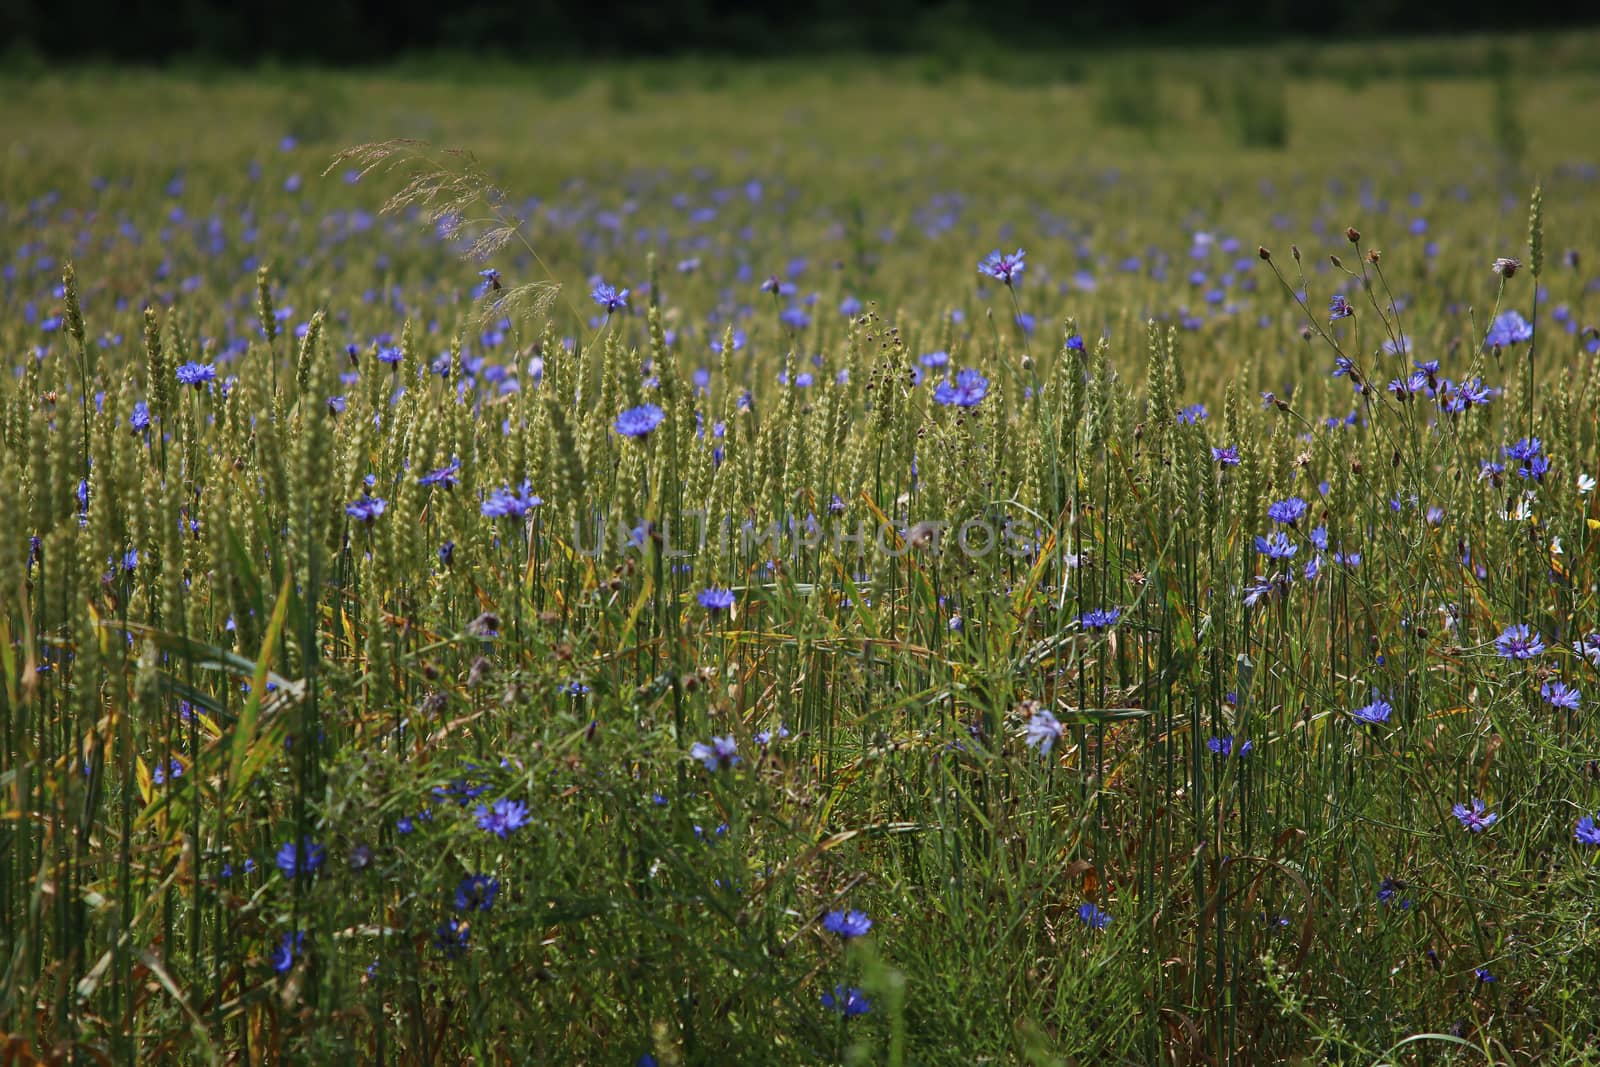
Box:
(1485, 310, 1533, 347)
(1267, 497, 1308, 525)
(1024, 707, 1063, 755)
(1328, 294, 1353, 322)
(418, 460, 461, 489)
(275, 838, 325, 879)
(697, 587, 735, 612)
(1452, 798, 1498, 833)
(1207, 736, 1253, 756)
(755, 724, 790, 746)
(1377, 878, 1405, 906)
(476, 268, 502, 297)
(591, 281, 628, 313)
(1491, 257, 1521, 278)
(1574, 633, 1600, 667)
(175, 361, 216, 387)
(1351, 696, 1392, 724)
(1575, 814, 1600, 846)
(1177, 403, 1208, 425)
(1541, 680, 1580, 710)
(269, 930, 305, 974)
(822, 909, 873, 940)
(1211, 445, 1240, 466)
(480, 483, 542, 519)
(345, 496, 387, 524)
(454, 874, 500, 912)
(474, 798, 531, 838)
(434, 919, 470, 958)
(690, 735, 739, 771)
(933, 369, 989, 408)
(1078, 607, 1122, 630)
(820, 985, 871, 1017)
(1494, 623, 1545, 660)
(130, 401, 151, 432)
(1077, 902, 1113, 930)
(377, 345, 403, 365)
(1254, 532, 1298, 560)
(1474, 967, 1497, 984)
(978, 248, 1026, 287)
(615, 404, 666, 438)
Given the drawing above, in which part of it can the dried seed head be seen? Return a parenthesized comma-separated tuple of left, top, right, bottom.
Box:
(1492, 257, 1521, 279)
(1258, 246, 1272, 261)
(1346, 227, 1361, 244)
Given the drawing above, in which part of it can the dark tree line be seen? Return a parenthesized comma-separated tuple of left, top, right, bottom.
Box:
(2, 0, 1592, 64)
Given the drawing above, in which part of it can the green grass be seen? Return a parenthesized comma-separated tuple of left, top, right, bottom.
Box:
(3, 37, 1600, 1065)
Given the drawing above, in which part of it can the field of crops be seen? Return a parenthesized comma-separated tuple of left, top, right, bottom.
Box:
(5, 35, 1600, 1064)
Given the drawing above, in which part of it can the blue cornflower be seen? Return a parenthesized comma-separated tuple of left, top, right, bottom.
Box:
(419, 460, 461, 489)
(697, 587, 735, 612)
(1541, 680, 1580, 710)
(275, 838, 325, 879)
(615, 404, 666, 438)
(822, 909, 873, 940)
(1177, 403, 1208, 424)
(269, 930, 304, 974)
(346, 496, 387, 524)
(821, 985, 871, 1017)
(1077, 902, 1113, 930)
(591, 281, 629, 313)
(1267, 497, 1308, 525)
(1206, 736, 1253, 756)
(130, 401, 151, 432)
(1328, 294, 1353, 322)
(1452, 798, 1498, 833)
(376, 345, 403, 365)
(919, 349, 950, 368)
(1211, 445, 1240, 466)
(474, 798, 531, 838)
(476, 268, 502, 297)
(1474, 967, 1497, 984)
(1485, 310, 1533, 347)
(690, 736, 739, 772)
(1254, 532, 1298, 560)
(979, 248, 1026, 287)
(1494, 624, 1545, 660)
(1078, 607, 1122, 630)
(1024, 707, 1063, 755)
(175, 361, 216, 387)
(480, 483, 542, 519)
(434, 918, 470, 958)
(1575, 814, 1600, 846)
(1352, 697, 1392, 724)
(454, 874, 500, 912)
(933, 369, 989, 408)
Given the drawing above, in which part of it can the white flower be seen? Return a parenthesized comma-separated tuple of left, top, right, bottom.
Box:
(1579, 473, 1596, 495)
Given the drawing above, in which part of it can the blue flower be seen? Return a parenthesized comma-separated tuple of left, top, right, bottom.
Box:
(1254, 533, 1298, 560)
(1328, 294, 1353, 322)
(481, 482, 542, 519)
(979, 248, 1026, 287)
(1485, 310, 1533, 347)
(474, 798, 531, 838)
(697, 587, 735, 612)
(1352, 697, 1392, 725)
(269, 930, 304, 974)
(476, 268, 502, 297)
(1575, 814, 1600, 846)
(454, 874, 500, 912)
(591, 281, 629, 313)
(1077, 902, 1112, 930)
(690, 735, 739, 771)
(1494, 624, 1545, 660)
(821, 985, 871, 1017)
(822, 909, 873, 939)
(1207, 736, 1252, 756)
(1211, 445, 1240, 466)
(615, 404, 666, 438)
(1452, 798, 1498, 833)
(275, 838, 325, 879)
(1078, 607, 1122, 630)
(175, 362, 216, 387)
(1266, 497, 1308, 525)
(1024, 708, 1063, 754)
(1541, 680, 1580, 710)
(933, 369, 989, 408)
(434, 918, 470, 958)
(418, 460, 461, 489)
(130, 401, 151, 432)
(346, 496, 387, 523)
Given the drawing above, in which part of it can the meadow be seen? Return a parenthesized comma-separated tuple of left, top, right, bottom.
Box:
(5, 33, 1600, 1064)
